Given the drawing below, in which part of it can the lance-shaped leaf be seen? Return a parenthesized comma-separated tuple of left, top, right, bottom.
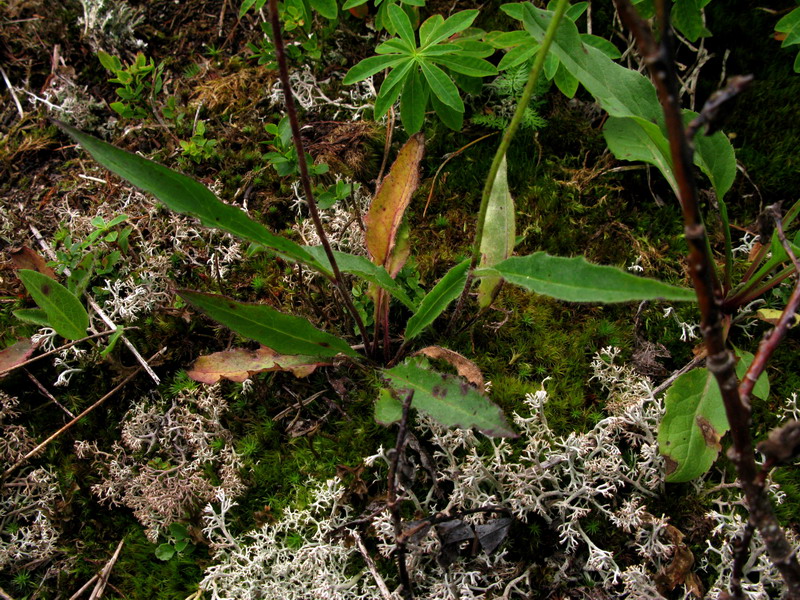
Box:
(658, 367, 729, 482)
(383, 361, 515, 437)
(604, 116, 677, 195)
(54, 121, 326, 274)
(187, 346, 332, 383)
(13, 308, 51, 328)
(366, 133, 424, 269)
(477, 154, 515, 308)
(179, 290, 357, 358)
(304, 246, 417, 310)
(413, 346, 484, 390)
(477, 253, 696, 303)
(405, 259, 470, 340)
(17, 270, 89, 340)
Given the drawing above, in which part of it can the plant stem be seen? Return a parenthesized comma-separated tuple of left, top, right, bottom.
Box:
(267, 0, 371, 354)
(449, 0, 569, 327)
(614, 0, 800, 595)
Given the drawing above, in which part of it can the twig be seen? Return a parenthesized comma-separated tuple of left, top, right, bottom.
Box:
(353, 531, 394, 600)
(25, 370, 76, 418)
(613, 0, 800, 595)
(88, 539, 125, 600)
(376, 105, 395, 188)
(0, 65, 24, 119)
(0, 585, 16, 600)
(651, 354, 706, 397)
(387, 391, 414, 599)
(267, 0, 371, 354)
(27, 223, 161, 384)
(423, 132, 497, 217)
(0, 329, 115, 378)
(2, 348, 164, 480)
(69, 575, 98, 600)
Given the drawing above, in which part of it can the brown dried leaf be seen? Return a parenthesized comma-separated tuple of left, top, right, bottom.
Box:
(9, 247, 57, 279)
(366, 133, 424, 269)
(696, 415, 722, 451)
(413, 346, 485, 390)
(655, 524, 700, 595)
(0, 338, 38, 378)
(186, 346, 332, 383)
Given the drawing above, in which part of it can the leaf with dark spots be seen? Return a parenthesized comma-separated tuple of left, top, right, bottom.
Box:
(16, 270, 89, 341)
(383, 361, 515, 437)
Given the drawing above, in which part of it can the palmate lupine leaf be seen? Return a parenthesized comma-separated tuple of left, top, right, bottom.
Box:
(343, 5, 496, 132)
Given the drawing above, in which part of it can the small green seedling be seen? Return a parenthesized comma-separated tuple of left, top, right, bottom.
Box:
(155, 522, 194, 561)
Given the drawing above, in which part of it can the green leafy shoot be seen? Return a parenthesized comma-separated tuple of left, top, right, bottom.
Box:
(343, 5, 497, 132)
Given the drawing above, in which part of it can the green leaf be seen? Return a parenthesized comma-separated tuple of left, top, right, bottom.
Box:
(477, 155, 515, 309)
(522, 4, 661, 121)
(480, 253, 697, 302)
(733, 347, 770, 401)
(342, 0, 368, 8)
(604, 116, 677, 195)
(178, 290, 357, 357)
(155, 544, 175, 561)
(691, 110, 736, 200)
(383, 361, 515, 437)
(431, 92, 464, 130)
(405, 259, 469, 340)
(13, 308, 51, 328)
(374, 61, 413, 117)
(776, 6, 800, 47)
(580, 34, 621, 59)
(400, 68, 429, 134)
(672, 0, 711, 42)
(419, 61, 463, 111)
(497, 41, 539, 71)
(308, 0, 337, 19)
(659, 368, 729, 482)
(54, 121, 325, 274)
(553, 63, 579, 97)
(303, 247, 417, 310)
(169, 523, 190, 540)
(343, 55, 406, 85)
(427, 54, 498, 77)
(17, 270, 89, 340)
(375, 38, 411, 55)
(388, 3, 416, 48)
(375, 388, 403, 425)
(419, 14, 445, 47)
(426, 9, 479, 46)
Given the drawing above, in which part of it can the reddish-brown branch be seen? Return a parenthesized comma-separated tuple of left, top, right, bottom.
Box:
(613, 0, 800, 595)
(267, 0, 371, 354)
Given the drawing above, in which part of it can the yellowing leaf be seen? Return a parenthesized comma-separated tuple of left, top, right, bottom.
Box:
(366, 133, 424, 270)
(186, 346, 332, 384)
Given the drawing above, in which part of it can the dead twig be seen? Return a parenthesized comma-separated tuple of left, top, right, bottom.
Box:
(353, 531, 394, 600)
(387, 391, 414, 599)
(87, 539, 125, 600)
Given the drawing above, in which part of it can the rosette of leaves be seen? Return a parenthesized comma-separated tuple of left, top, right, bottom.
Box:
(343, 5, 498, 133)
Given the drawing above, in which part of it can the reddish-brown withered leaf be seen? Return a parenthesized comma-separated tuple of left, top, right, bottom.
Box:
(10, 247, 57, 279)
(187, 346, 332, 383)
(0, 338, 38, 378)
(366, 133, 424, 271)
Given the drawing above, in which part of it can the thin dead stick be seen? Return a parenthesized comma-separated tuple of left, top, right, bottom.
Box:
(27, 223, 160, 384)
(376, 105, 396, 188)
(26, 370, 76, 418)
(0, 585, 16, 600)
(651, 354, 706, 397)
(353, 531, 394, 600)
(0, 329, 114, 378)
(2, 349, 164, 480)
(0, 65, 24, 119)
(88, 539, 125, 600)
(69, 575, 99, 600)
(423, 132, 497, 217)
